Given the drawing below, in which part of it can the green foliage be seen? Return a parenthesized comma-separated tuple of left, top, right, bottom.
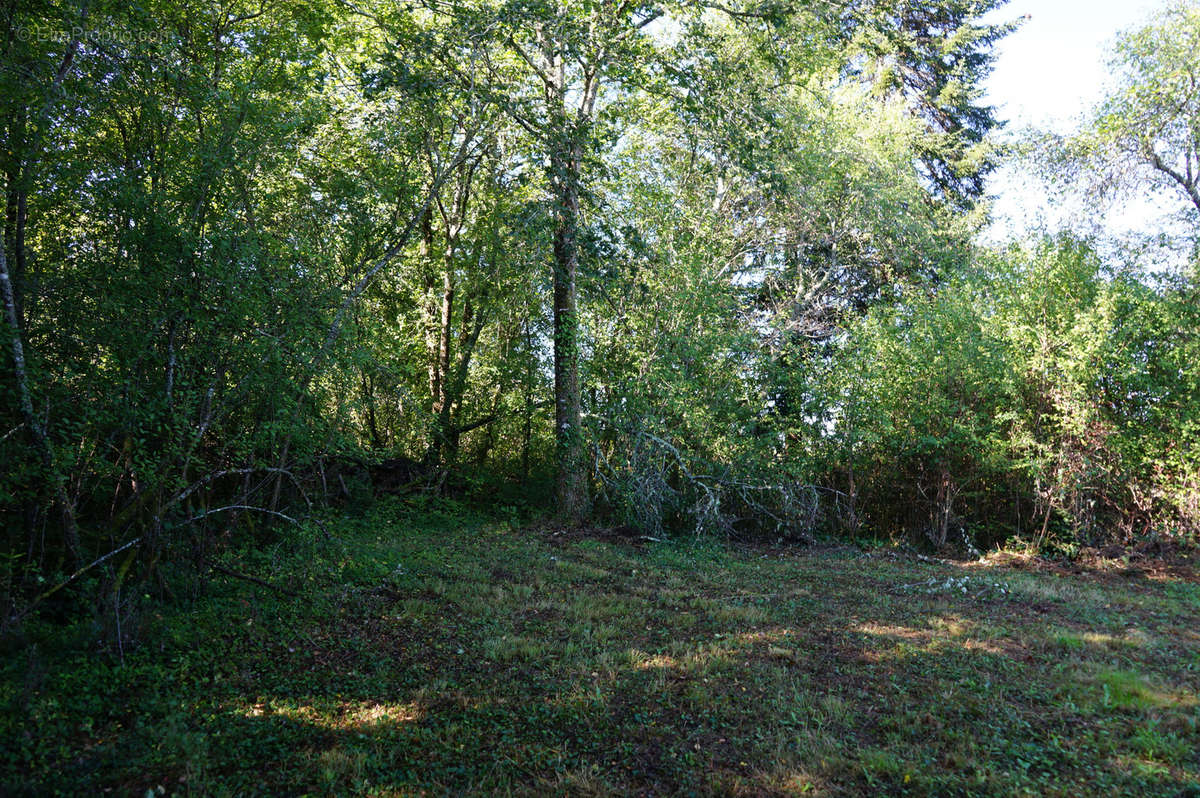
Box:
(1042, 1, 1200, 224)
(7, 0, 1194, 637)
(802, 236, 1200, 548)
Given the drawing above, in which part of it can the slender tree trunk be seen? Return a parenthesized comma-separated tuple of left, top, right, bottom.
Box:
(550, 139, 589, 524)
(0, 19, 87, 564)
(474, 382, 504, 468)
(361, 370, 383, 450)
(437, 264, 455, 413)
(522, 317, 533, 480)
(440, 293, 487, 466)
(424, 237, 457, 467)
(420, 210, 441, 413)
(10, 188, 27, 329)
(1, 228, 80, 566)
(267, 135, 476, 506)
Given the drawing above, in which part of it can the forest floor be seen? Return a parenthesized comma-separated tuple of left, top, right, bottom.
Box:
(3, 499, 1199, 796)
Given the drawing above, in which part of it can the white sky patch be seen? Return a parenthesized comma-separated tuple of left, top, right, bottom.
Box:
(980, 0, 1179, 245)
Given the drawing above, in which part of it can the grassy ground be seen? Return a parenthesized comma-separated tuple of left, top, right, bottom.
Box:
(3, 499, 1199, 796)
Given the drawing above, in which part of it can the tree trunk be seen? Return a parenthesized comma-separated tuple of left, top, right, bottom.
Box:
(522, 317, 534, 480)
(474, 382, 505, 468)
(421, 209, 441, 413)
(0, 228, 80, 566)
(437, 263, 455, 414)
(13, 189, 27, 327)
(550, 140, 589, 524)
(361, 370, 384, 450)
(424, 229, 458, 467)
(428, 288, 487, 469)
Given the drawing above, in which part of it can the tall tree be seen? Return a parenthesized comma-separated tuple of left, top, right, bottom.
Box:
(422, 0, 851, 522)
(852, 0, 1015, 207)
(414, 1, 679, 523)
(1058, 1, 1200, 219)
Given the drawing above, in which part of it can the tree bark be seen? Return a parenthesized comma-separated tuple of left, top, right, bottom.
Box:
(442, 292, 488, 464)
(437, 265, 455, 414)
(551, 138, 589, 524)
(268, 131, 476, 504)
(421, 208, 441, 411)
(1, 228, 80, 566)
(1147, 148, 1200, 215)
(522, 317, 534, 480)
(361, 370, 384, 449)
(11, 188, 27, 329)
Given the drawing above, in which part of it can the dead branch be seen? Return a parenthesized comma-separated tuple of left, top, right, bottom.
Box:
(208, 562, 299, 598)
(7, 537, 142, 629)
(180, 504, 303, 527)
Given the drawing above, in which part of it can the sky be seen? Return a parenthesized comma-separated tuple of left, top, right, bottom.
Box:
(980, 0, 1179, 243)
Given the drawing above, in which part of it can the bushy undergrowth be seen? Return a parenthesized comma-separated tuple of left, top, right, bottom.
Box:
(786, 240, 1200, 550)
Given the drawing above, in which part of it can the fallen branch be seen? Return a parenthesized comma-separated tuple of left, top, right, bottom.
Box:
(177, 502, 334, 543)
(208, 562, 299, 598)
(7, 537, 142, 628)
(170, 467, 308, 510)
(180, 504, 302, 527)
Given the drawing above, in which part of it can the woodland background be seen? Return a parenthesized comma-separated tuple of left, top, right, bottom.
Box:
(3, 0, 1200, 627)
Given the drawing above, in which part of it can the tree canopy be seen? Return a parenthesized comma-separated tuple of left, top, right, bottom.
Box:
(2, 0, 1199, 626)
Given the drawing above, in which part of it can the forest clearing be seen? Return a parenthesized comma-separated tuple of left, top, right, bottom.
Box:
(4, 0, 1200, 793)
(4, 501, 1199, 795)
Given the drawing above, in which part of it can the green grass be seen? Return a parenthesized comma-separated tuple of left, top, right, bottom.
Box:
(3, 498, 1199, 796)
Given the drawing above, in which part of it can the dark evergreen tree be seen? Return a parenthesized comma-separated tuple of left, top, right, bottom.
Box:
(854, 0, 1019, 207)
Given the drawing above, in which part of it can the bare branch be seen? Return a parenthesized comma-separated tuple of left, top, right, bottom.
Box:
(180, 504, 303, 527)
(208, 562, 299, 597)
(168, 467, 307, 509)
(1147, 147, 1200, 213)
(9, 537, 142, 627)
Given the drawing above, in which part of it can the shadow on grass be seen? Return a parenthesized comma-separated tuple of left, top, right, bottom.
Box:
(6, 527, 1200, 796)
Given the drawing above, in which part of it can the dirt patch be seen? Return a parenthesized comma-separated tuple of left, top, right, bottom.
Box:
(539, 523, 658, 549)
(967, 545, 1198, 584)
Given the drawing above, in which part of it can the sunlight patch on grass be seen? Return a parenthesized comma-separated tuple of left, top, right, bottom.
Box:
(246, 699, 425, 730)
(958, 637, 1015, 656)
(342, 701, 423, 728)
(1062, 630, 1147, 651)
(734, 628, 787, 645)
(855, 621, 932, 643)
(1091, 669, 1197, 711)
(680, 641, 736, 672)
(632, 652, 679, 671)
(928, 616, 973, 637)
(853, 621, 938, 662)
